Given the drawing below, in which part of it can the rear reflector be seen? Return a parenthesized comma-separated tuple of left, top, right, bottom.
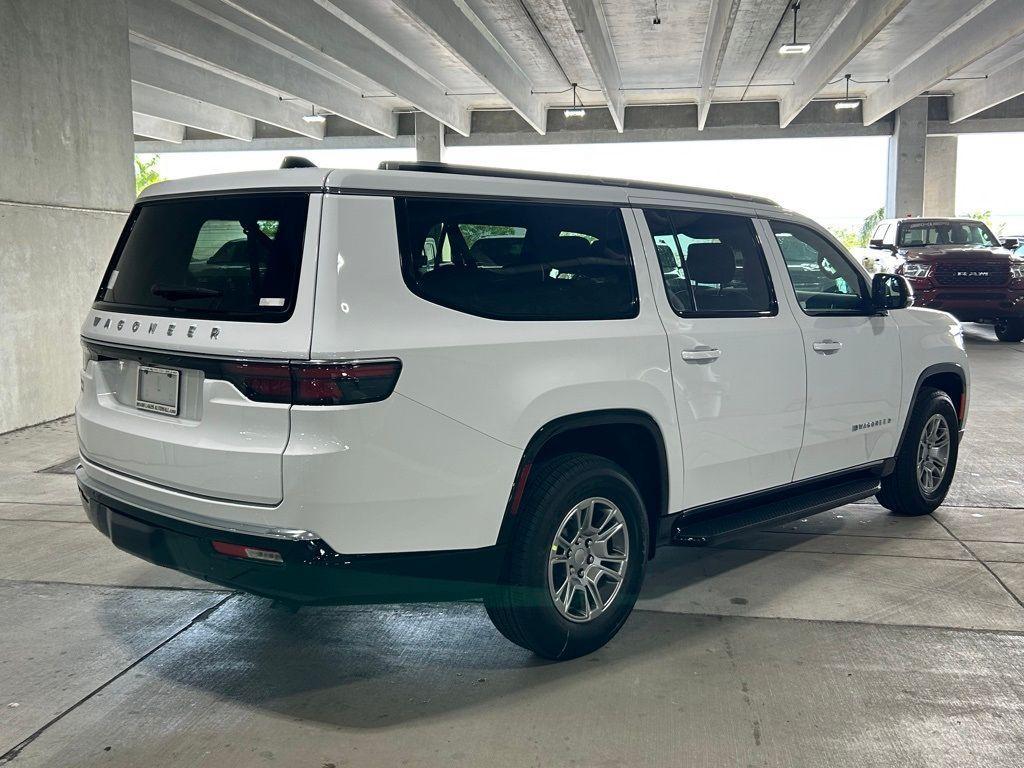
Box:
(220, 359, 401, 405)
(212, 540, 284, 563)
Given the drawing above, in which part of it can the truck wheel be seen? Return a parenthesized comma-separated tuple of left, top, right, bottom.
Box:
(994, 318, 1024, 342)
(876, 388, 959, 516)
(485, 453, 647, 660)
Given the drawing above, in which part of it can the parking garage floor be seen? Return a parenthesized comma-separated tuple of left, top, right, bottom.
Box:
(1, 325, 1022, 767)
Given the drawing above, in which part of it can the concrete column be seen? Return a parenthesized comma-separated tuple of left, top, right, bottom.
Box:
(0, 0, 134, 433)
(414, 112, 444, 162)
(885, 97, 928, 218)
(923, 135, 958, 217)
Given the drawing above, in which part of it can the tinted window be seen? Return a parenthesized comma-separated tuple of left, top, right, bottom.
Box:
(397, 198, 637, 320)
(771, 221, 870, 314)
(898, 220, 999, 247)
(643, 209, 775, 315)
(96, 194, 308, 321)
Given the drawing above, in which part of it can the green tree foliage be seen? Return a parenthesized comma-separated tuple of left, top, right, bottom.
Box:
(827, 206, 885, 250)
(134, 156, 163, 196)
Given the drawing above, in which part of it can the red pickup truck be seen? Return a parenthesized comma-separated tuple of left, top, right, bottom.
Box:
(870, 217, 1024, 341)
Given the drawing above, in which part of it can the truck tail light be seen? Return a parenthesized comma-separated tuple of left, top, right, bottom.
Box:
(221, 359, 401, 405)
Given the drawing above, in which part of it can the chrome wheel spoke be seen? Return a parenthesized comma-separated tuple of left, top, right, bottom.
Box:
(916, 413, 951, 496)
(548, 497, 629, 623)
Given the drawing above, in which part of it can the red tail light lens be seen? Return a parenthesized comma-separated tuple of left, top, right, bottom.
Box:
(220, 359, 401, 405)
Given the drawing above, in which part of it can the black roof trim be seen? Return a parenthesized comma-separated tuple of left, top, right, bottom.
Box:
(376, 161, 779, 207)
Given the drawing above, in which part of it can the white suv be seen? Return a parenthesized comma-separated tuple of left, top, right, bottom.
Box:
(77, 162, 969, 659)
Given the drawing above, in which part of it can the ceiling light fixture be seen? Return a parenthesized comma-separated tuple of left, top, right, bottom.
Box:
(302, 104, 326, 124)
(779, 2, 810, 54)
(835, 74, 860, 110)
(564, 84, 586, 118)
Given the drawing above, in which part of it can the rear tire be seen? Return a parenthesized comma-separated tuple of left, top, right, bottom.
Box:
(485, 453, 647, 660)
(876, 387, 958, 516)
(994, 318, 1024, 342)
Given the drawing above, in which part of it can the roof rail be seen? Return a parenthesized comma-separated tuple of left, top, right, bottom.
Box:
(376, 161, 778, 207)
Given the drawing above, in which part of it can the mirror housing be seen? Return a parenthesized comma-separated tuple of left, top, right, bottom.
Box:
(1002, 237, 1019, 250)
(872, 272, 913, 313)
(869, 238, 896, 252)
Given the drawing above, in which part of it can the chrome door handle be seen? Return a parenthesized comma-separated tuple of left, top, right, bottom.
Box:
(680, 346, 722, 363)
(812, 339, 843, 355)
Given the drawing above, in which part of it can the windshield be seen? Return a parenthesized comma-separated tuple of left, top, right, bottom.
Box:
(898, 221, 999, 248)
(95, 194, 309, 321)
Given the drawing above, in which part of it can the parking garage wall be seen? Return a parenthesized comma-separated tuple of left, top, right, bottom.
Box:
(0, 0, 134, 432)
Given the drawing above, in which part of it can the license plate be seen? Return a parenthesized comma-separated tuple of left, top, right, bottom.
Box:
(136, 365, 180, 416)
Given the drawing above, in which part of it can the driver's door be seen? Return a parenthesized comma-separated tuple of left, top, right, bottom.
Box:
(759, 218, 903, 481)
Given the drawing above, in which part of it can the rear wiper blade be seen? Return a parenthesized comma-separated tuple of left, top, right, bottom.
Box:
(151, 284, 223, 301)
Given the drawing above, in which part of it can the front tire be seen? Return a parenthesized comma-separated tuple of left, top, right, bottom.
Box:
(485, 453, 648, 660)
(876, 387, 959, 516)
(994, 318, 1024, 342)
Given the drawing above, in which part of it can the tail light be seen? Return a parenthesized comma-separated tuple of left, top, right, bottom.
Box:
(212, 540, 283, 563)
(221, 359, 401, 405)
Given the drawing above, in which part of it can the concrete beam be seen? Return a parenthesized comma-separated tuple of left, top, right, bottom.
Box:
(923, 135, 957, 217)
(132, 113, 185, 143)
(131, 82, 254, 141)
(128, 0, 398, 137)
(562, 0, 625, 132)
(949, 56, 1024, 123)
(886, 97, 927, 218)
(779, 0, 912, 129)
(415, 112, 444, 162)
(389, 0, 546, 134)
(130, 42, 324, 140)
(697, 0, 742, 131)
(214, 0, 469, 136)
(863, 0, 1024, 126)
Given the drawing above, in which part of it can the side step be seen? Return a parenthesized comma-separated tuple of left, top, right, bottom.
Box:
(671, 477, 881, 547)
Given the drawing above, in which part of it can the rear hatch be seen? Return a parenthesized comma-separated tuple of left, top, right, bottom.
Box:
(77, 185, 323, 505)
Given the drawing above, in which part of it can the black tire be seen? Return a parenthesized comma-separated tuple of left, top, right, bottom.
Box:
(994, 318, 1024, 342)
(876, 387, 959, 516)
(484, 452, 648, 660)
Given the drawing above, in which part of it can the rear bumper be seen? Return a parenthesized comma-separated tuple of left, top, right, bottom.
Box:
(78, 474, 502, 605)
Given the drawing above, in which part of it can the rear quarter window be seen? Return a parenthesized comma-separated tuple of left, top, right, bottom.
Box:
(395, 197, 638, 321)
(95, 193, 309, 322)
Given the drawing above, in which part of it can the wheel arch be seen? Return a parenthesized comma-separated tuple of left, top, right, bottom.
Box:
(897, 363, 967, 455)
(498, 409, 670, 558)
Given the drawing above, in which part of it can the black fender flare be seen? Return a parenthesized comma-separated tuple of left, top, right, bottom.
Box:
(496, 409, 670, 548)
(895, 362, 968, 456)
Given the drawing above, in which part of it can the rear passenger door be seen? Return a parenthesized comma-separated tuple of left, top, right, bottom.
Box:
(760, 218, 902, 480)
(634, 206, 806, 510)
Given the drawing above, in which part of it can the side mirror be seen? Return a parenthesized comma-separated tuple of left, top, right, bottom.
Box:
(869, 239, 896, 252)
(1002, 238, 1019, 250)
(872, 272, 913, 312)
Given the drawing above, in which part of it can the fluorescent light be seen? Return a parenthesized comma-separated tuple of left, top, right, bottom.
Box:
(779, 43, 810, 54)
(563, 107, 586, 118)
(302, 113, 326, 124)
(834, 100, 860, 110)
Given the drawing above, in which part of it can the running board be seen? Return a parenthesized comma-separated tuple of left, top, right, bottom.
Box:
(670, 477, 881, 547)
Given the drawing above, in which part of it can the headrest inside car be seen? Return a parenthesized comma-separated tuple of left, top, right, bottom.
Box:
(686, 243, 735, 285)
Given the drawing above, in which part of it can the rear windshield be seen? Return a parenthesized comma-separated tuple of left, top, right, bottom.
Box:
(898, 221, 998, 248)
(95, 193, 309, 321)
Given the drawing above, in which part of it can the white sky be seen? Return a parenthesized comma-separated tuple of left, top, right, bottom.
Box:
(139, 131, 1024, 233)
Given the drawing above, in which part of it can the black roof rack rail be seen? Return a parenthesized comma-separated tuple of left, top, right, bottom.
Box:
(376, 161, 779, 207)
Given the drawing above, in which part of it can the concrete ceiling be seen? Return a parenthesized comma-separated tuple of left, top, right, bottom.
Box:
(128, 0, 1024, 145)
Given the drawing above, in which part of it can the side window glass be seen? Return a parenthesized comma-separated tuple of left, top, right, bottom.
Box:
(398, 198, 637, 321)
(643, 209, 775, 316)
(770, 221, 870, 314)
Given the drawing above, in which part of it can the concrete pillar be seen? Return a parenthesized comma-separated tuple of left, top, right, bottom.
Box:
(885, 97, 927, 218)
(0, 0, 134, 433)
(923, 135, 958, 217)
(414, 112, 444, 162)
